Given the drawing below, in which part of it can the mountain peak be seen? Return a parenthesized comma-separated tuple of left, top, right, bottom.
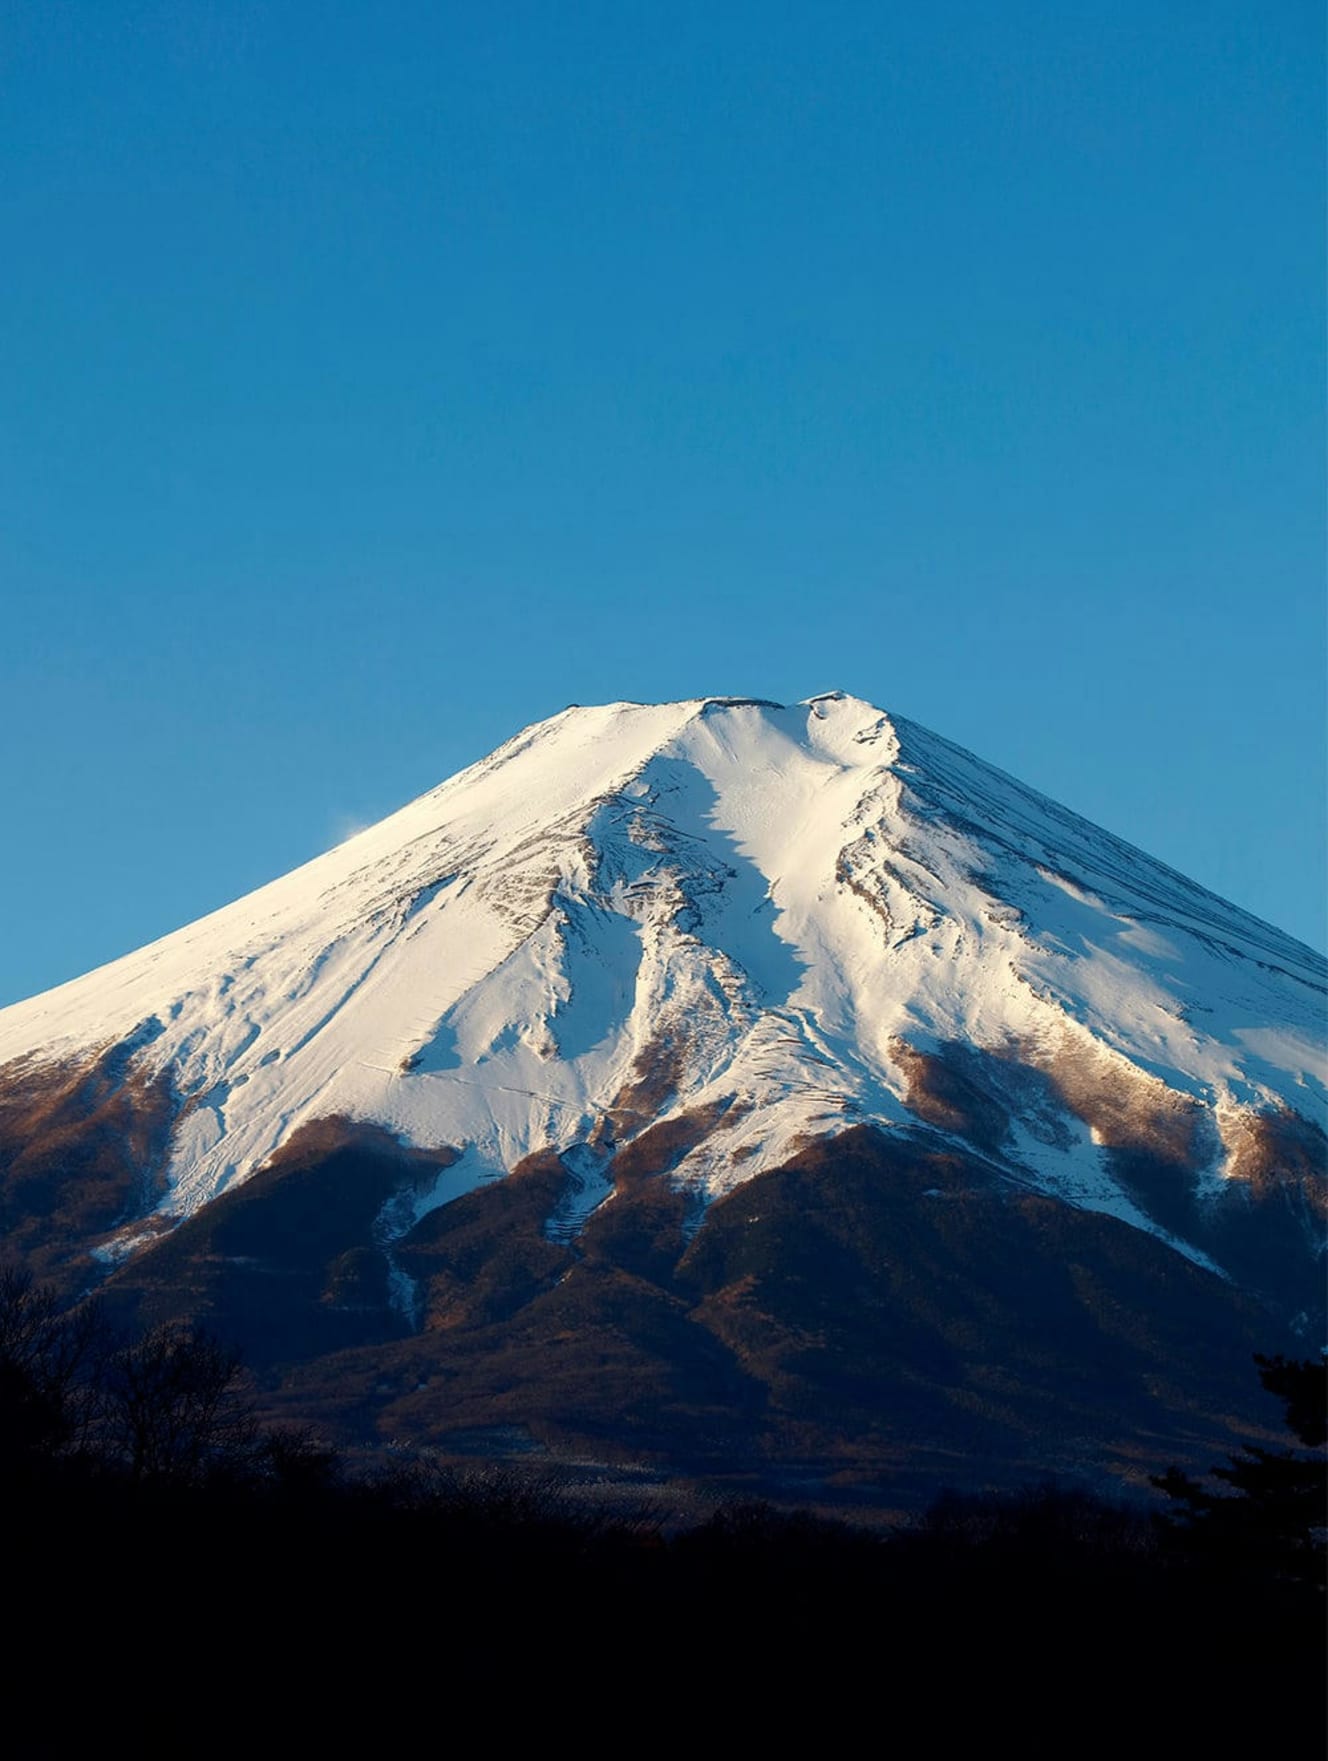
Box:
(0, 693, 1322, 1291)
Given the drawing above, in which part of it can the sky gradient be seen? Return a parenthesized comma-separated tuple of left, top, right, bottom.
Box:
(2, 1, 1324, 1007)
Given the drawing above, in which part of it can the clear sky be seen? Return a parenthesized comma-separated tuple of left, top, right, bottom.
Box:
(2, 1, 1324, 1007)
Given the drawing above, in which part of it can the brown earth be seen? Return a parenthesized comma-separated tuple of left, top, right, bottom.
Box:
(0, 1041, 177, 1292)
(891, 1030, 1326, 1327)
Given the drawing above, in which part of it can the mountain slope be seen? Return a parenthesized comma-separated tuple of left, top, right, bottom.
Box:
(1, 692, 1323, 1496)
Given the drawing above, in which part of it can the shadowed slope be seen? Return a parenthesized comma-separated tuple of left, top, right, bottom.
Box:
(94, 1118, 1301, 1504)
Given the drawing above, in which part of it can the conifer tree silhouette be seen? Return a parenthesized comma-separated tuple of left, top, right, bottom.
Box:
(1153, 1354, 1327, 1588)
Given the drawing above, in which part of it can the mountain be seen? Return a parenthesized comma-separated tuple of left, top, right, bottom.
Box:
(1, 693, 1323, 1503)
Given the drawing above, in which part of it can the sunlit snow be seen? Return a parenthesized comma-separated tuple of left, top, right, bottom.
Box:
(1, 693, 1323, 1268)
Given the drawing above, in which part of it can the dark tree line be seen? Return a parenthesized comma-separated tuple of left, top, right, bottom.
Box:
(0, 1268, 266, 1486)
(2, 1267, 1321, 1747)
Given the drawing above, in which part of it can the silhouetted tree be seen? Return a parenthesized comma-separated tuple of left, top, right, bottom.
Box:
(1153, 1353, 1327, 1588)
(0, 1267, 106, 1467)
(253, 1423, 342, 1500)
(100, 1320, 258, 1484)
(1256, 1352, 1327, 1448)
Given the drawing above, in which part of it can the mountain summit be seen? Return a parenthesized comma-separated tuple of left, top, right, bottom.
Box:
(2, 693, 1323, 1497)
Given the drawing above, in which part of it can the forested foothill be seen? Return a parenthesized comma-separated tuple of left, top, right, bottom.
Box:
(3, 1268, 1321, 1746)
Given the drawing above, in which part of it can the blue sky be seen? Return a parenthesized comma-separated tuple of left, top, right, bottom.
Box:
(2, 1, 1324, 1006)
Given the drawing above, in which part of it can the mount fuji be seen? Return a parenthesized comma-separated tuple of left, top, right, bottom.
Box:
(2, 693, 1323, 1500)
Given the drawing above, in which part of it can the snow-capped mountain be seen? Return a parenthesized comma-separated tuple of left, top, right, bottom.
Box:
(4, 692, 1322, 1258)
(1, 693, 1323, 1496)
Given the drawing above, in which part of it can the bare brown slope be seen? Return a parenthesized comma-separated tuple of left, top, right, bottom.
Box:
(0, 1042, 177, 1293)
(893, 1035, 1326, 1328)
(674, 1128, 1292, 1488)
(240, 1123, 1303, 1504)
